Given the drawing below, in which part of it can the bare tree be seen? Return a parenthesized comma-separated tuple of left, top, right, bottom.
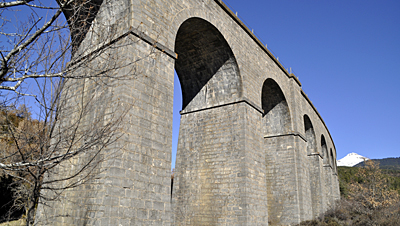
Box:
(0, 0, 138, 97)
(0, 0, 154, 225)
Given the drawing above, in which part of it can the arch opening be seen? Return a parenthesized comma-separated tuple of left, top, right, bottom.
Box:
(60, 0, 104, 52)
(321, 135, 328, 165)
(304, 115, 317, 155)
(175, 17, 242, 112)
(261, 78, 291, 136)
(172, 17, 244, 224)
(330, 148, 336, 171)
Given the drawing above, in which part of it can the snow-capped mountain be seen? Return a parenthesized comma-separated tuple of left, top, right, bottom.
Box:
(337, 152, 370, 167)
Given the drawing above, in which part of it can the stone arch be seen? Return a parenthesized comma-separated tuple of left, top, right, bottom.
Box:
(173, 17, 250, 225)
(304, 115, 324, 218)
(321, 135, 329, 165)
(334, 149, 338, 172)
(330, 148, 336, 171)
(175, 17, 242, 112)
(262, 78, 293, 224)
(261, 78, 291, 136)
(304, 115, 317, 155)
(59, 0, 104, 52)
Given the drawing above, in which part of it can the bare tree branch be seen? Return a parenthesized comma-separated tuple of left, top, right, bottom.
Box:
(0, 0, 33, 9)
(0, 8, 63, 80)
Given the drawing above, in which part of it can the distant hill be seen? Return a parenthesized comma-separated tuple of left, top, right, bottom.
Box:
(354, 157, 400, 170)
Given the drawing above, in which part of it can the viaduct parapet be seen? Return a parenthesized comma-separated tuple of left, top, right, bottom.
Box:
(36, 0, 340, 225)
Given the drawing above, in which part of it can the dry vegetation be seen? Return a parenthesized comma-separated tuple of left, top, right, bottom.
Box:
(298, 160, 400, 226)
(0, 105, 41, 222)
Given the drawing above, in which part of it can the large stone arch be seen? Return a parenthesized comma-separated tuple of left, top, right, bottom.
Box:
(263, 78, 301, 225)
(175, 17, 242, 112)
(330, 148, 335, 169)
(304, 115, 317, 156)
(303, 114, 324, 218)
(331, 148, 337, 173)
(261, 78, 291, 136)
(57, 0, 104, 52)
(321, 134, 333, 209)
(172, 17, 267, 225)
(330, 147, 340, 204)
(321, 135, 329, 165)
(170, 7, 240, 59)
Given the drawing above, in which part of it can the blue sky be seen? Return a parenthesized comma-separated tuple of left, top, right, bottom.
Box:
(171, 0, 400, 168)
(1, 0, 398, 168)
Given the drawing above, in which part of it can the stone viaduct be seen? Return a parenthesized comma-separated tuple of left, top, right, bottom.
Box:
(36, 0, 340, 225)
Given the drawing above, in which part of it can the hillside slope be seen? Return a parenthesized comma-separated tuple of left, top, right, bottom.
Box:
(355, 157, 400, 170)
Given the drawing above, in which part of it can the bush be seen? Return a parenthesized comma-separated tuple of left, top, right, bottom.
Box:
(298, 199, 400, 226)
(298, 161, 400, 226)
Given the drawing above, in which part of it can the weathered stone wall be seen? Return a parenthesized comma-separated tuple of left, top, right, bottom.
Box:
(173, 103, 267, 225)
(36, 0, 340, 225)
